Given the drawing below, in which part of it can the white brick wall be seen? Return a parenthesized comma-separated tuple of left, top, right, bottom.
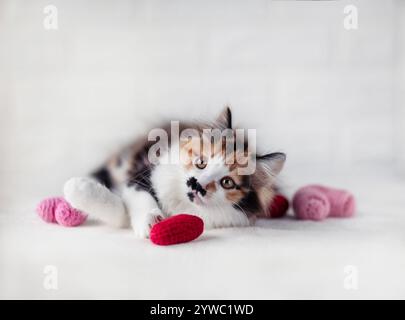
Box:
(394, 0, 405, 175)
(0, 0, 403, 195)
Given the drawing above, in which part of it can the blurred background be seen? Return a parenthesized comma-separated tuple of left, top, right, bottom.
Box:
(0, 0, 404, 209)
(1, 0, 405, 300)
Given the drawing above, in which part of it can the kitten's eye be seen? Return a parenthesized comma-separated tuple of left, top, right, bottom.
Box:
(194, 157, 207, 169)
(220, 176, 235, 189)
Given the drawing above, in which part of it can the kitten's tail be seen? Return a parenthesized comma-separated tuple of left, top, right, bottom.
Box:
(63, 176, 129, 228)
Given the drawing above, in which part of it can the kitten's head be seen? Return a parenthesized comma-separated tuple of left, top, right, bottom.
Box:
(177, 107, 286, 218)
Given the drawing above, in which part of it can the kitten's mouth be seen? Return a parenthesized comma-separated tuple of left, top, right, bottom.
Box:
(187, 191, 204, 205)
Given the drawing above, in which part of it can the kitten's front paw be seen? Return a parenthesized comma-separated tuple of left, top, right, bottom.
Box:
(132, 222, 152, 239)
(64, 177, 97, 210)
(132, 209, 164, 239)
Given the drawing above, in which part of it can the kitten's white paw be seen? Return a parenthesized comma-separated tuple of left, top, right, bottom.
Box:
(64, 177, 129, 228)
(132, 222, 151, 239)
(132, 208, 164, 239)
(64, 177, 99, 210)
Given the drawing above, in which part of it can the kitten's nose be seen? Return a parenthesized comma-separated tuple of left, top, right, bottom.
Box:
(203, 181, 216, 191)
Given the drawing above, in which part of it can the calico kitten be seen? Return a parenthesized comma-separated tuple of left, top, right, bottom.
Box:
(64, 107, 286, 238)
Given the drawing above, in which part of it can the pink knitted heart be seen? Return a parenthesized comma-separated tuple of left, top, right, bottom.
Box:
(292, 185, 356, 221)
(54, 201, 87, 227)
(293, 187, 330, 221)
(36, 197, 64, 223)
(307, 185, 356, 218)
(36, 197, 87, 227)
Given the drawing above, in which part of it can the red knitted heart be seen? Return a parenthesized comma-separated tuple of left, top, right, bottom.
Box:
(268, 194, 289, 218)
(150, 214, 204, 246)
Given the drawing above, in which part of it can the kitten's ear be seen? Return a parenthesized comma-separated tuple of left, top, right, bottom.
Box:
(214, 106, 232, 129)
(256, 152, 286, 176)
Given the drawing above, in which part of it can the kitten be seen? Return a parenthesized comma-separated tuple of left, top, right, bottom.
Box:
(64, 107, 286, 238)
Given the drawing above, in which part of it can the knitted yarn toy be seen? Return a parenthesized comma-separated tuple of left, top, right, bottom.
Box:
(36, 197, 204, 245)
(292, 185, 356, 221)
(150, 214, 204, 246)
(268, 194, 289, 218)
(36, 197, 87, 227)
(36, 185, 354, 245)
